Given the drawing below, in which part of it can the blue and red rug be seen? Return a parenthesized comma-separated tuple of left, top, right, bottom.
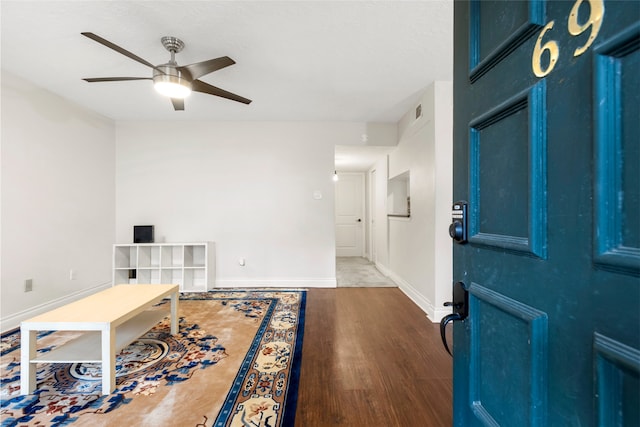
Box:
(0, 289, 306, 427)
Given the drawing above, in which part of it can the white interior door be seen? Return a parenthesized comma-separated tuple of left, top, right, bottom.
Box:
(335, 172, 364, 257)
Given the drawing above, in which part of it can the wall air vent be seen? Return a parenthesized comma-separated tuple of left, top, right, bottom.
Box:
(416, 104, 422, 120)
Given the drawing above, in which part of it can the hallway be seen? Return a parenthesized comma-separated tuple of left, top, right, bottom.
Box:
(336, 256, 397, 287)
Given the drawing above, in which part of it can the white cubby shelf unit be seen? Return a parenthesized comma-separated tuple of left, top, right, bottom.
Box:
(113, 242, 215, 292)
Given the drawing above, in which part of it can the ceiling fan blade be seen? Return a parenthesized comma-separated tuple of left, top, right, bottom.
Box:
(177, 56, 236, 81)
(83, 77, 151, 82)
(171, 98, 185, 111)
(81, 32, 155, 69)
(191, 79, 252, 105)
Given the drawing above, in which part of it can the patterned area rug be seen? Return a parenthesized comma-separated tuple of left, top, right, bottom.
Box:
(0, 289, 306, 427)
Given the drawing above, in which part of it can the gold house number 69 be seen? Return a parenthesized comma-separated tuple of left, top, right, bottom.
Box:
(532, 0, 605, 78)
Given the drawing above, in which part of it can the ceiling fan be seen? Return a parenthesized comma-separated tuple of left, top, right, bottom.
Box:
(81, 32, 252, 111)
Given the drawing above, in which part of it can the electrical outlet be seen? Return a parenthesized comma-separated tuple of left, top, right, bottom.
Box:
(25, 279, 33, 292)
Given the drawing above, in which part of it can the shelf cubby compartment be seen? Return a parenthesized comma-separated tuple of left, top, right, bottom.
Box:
(150, 246, 161, 267)
(136, 268, 152, 284)
(137, 245, 161, 268)
(114, 246, 136, 269)
(184, 245, 207, 267)
(162, 245, 183, 267)
(183, 268, 206, 292)
(184, 246, 194, 267)
(113, 269, 131, 286)
(150, 269, 161, 284)
(161, 268, 183, 287)
(137, 246, 150, 268)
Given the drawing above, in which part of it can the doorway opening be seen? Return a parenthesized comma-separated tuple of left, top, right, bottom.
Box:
(334, 145, 396, 287)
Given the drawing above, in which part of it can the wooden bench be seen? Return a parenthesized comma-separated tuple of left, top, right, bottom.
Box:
(20, 284, 179, 395)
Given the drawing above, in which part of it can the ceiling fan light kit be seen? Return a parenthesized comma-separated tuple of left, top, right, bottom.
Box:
(81, 32, 252, 110)
(153, 67, 192, 99)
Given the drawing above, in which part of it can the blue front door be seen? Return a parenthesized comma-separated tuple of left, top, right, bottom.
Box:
(452, 1, 639, 425)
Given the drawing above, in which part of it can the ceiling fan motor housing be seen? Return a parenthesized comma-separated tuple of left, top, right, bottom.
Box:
(153, 63, 191, 83)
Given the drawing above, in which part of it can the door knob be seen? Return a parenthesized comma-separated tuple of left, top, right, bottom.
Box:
(440, 282, 469, 356)
(449, 221, 464, 240)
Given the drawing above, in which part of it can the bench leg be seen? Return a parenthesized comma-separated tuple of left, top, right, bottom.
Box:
(170, 291, 179, 335)
(20, 329, 37, 395)
(101, 327, 115, 395)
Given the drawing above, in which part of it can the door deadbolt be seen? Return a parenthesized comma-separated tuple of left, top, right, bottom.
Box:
(449, 201, 468, 243)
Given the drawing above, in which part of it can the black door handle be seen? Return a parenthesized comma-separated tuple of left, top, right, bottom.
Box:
(357, 218, 362, 222)
(440, 313, 462, 356)
(439, 282, 469, 356)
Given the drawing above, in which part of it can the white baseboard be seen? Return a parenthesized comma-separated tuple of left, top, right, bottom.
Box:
(431, 306, 452, 323)
(375, 262, 391, 277)
(215, 278, 336, 288)
(385, 271, 450, 323)
(1, 282, 112, 333)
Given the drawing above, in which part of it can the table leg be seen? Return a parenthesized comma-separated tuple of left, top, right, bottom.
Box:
(101, 326, 115, 395)
(20, 329, 37, 395)
(170, 291, 179, 335)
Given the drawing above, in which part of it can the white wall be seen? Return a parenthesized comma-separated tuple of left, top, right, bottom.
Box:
(383, 81, 453, 322)
(432, 81, 454, 316)
(370, 156, 389, 270)
(1, 70, 116, 331)
(116, 121, 366, 287)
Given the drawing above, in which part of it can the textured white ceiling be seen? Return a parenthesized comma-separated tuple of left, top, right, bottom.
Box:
(1, 0, 453, 123)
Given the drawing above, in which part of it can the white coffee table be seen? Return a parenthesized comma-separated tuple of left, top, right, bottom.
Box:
(20, 284, 179, 395)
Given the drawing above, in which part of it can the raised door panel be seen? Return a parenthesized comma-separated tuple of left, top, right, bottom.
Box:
(593, 26, 640, 273)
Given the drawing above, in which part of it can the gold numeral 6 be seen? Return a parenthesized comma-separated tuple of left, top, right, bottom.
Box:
(568, 0, 605, 57)
(532, 21, 559, 78)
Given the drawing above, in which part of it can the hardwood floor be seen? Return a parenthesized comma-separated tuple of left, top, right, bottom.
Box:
(295, 288, 453, 426)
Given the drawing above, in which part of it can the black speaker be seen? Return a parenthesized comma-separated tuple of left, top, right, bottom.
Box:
(133, 225, 154, 243)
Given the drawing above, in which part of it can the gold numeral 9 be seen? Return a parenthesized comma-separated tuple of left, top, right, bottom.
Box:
(568, 0, 605, 57)
(532, 21, 559, 78)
